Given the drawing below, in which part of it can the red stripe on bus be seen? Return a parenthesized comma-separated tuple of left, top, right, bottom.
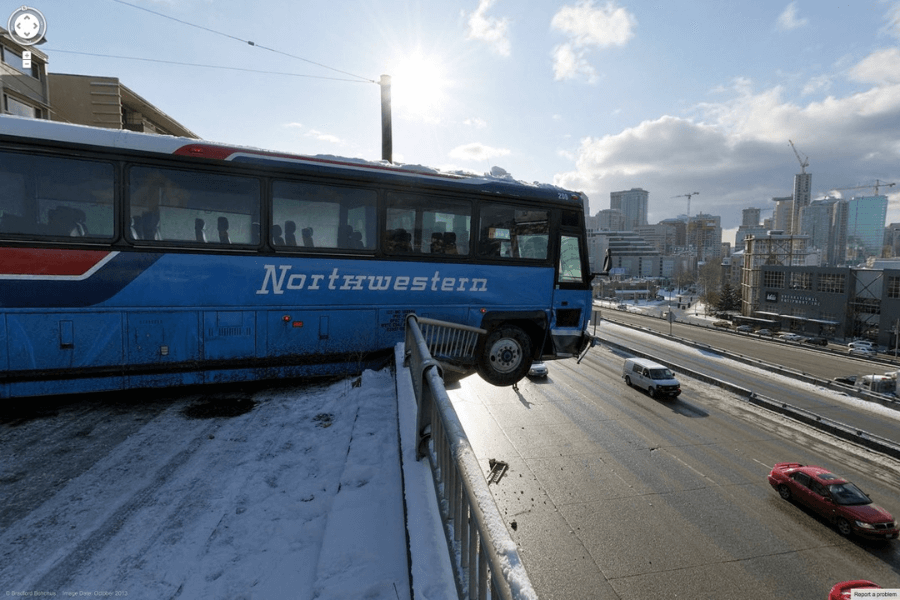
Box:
(172, 144, 466, 179)
(172, 144, 239, 160)
(0, 248, 112, 276)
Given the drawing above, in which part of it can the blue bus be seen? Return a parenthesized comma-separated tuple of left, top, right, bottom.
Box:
(0, 115, 594, 398)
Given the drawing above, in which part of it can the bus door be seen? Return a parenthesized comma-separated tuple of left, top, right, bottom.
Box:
(551, 231, 593, 358)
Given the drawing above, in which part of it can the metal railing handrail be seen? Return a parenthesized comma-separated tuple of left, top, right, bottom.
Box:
(416, 315, 485, 373)
(404, 313, 538, 600)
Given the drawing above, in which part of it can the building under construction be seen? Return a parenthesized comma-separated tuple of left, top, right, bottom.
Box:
(741, 231, 811, 317)
(742, 250, 900, 346)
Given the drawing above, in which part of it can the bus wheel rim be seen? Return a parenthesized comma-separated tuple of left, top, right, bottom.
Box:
(488, 339, 522, 374)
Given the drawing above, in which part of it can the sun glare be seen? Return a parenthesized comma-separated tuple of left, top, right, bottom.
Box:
(389, 53, 449, 120)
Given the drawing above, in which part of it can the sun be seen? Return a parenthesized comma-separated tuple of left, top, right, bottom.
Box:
(388, 52, 450, 120)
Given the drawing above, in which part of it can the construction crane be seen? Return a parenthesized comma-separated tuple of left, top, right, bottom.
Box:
(829, 180, 896, 196)
(672, 192, 699, 218)
(788, 139, 809, 174)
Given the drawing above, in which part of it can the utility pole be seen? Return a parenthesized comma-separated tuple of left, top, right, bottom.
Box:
(380, 74, 392, 163)
(894, 317, 899, 358)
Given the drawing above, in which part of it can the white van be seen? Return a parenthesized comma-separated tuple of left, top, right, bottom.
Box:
(854, 374, 897, 395)
(623, 358, 681, 398)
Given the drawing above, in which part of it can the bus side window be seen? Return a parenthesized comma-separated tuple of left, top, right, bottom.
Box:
(272, 180, 375, 251)
(0, 150, 114, 239)
(478, 204, 548, 260)
(129, 166, 259, 245)
(385, 192, 471, 256)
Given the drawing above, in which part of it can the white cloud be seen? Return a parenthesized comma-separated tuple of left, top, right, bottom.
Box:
(801, 74, 832, 96)
(551, 0, 636, 47)
(550, 0, 636, 82)
(302, 129, 340, 144)
(552, 43, 598, 82)
(283, 123, 341, 145)
(849, 47, 900, 84)
(885, 1, 900, 39)
(554, 57, 900, 224)
(449, 142, 511, 161)
(776, 2, 808, 31)
(557, 148, 577, 161)
(463, 0, 511, 57)
(464, 117, 488, 128)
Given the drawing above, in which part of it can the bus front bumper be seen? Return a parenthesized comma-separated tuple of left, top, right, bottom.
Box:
(550, 328, 595, 359)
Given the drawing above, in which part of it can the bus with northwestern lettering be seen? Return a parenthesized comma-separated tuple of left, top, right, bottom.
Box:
(0, 115, 594, 398)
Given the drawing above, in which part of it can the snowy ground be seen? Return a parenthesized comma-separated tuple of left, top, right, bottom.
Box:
(1, 358, 455, 600)
(595, 292, 718, 325)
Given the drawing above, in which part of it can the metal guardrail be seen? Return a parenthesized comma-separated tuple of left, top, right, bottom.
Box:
(404, 313, 538, 600)
(417, 315, 484, 374)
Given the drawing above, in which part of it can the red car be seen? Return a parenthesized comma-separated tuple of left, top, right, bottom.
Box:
(828, 580, 880, 599)
(767, 463, 898, 540)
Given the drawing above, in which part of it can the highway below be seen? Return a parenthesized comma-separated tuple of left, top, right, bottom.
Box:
(447, 320, 900, 599)
(604, 307, 900, 383)
(600, 312, 900, 446)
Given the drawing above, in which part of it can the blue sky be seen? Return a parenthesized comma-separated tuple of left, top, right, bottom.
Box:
(19, 0, 900, 238)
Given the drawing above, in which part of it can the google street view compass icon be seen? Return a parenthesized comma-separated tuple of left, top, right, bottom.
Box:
(7, 6, 48, 46)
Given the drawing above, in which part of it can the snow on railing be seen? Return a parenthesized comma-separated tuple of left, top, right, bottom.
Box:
(404, 313, 538, 600)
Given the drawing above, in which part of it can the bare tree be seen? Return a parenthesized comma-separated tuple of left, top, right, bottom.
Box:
(697, 261, 722, 308)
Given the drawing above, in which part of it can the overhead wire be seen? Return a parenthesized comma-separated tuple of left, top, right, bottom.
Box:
(108, 0, 377, 84)
(49, 49, 372, 83)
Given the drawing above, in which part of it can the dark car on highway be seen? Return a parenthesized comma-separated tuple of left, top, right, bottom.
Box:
(768, 463, 898, 540)
(802, 336, 828, 346)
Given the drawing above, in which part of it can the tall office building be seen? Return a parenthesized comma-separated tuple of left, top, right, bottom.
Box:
(688, 213, 722, 262)
(659, 218, 687, 247)
(610, 188, 649, 231)
(634, 223, 680, 255)
(742, 207, 761, 227)
(830, 200, 849, 266)
(887, 223, 900, 258)
(772, 197, 793, 232)
(735, 225, 769, 252)
(791, 173, 812, 234)
(800, 199, 836, 260)
(847, 195, 888, 258)
(596, 208, 625, 231)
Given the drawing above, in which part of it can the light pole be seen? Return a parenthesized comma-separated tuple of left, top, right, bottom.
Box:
(894, 317, 899, 357)
(380, 75, 392, 163)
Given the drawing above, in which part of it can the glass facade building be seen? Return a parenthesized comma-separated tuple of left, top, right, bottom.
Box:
(847, 195, 888, 256)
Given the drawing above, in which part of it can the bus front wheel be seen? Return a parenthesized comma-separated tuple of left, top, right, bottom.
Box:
(477, 325, 533, 387)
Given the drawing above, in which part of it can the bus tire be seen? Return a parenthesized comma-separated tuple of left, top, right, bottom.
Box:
(477, 325, 533, 387)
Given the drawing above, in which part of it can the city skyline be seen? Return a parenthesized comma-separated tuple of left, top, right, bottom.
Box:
(596, 183, 894, 268)
(598, 183, 894, 250)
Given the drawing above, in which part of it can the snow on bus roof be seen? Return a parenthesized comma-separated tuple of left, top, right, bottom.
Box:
(1, 114, 577, 196)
